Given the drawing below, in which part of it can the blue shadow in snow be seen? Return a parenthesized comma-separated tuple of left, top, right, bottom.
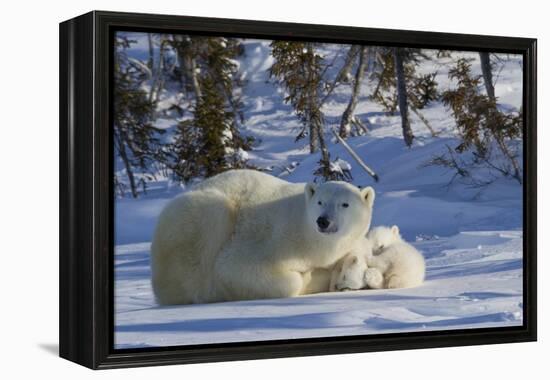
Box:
(366, 312, 520, 330)
(116, 311, 345, 333)
(458, 291, 520, 300)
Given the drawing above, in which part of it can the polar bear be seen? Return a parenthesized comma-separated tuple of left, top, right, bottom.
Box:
(332, 225, 425, 291)
(367, 225, 426, 289)
(151, 169, 376, 305)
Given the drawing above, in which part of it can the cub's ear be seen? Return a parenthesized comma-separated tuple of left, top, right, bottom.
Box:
(391, 225, 400, 236)
(361, 186, 375, 208)
(305, 183, 317, 201)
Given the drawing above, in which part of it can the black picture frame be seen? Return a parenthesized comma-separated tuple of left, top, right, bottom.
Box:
(59, 10, 537, 369)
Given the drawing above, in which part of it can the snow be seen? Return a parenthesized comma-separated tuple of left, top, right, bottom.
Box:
(114, 34, 523, 348)
(236, 147, 249, 162)
(115, 231, 522, 348)
(330, 158, 352, 175)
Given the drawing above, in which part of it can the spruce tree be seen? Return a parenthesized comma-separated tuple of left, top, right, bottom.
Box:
(173, 77, 234, 180)
(438, 58, 522, 184)
(113, 36, 166, 197)
(171, 37, 251, 182)
(371, 48, 439, 145)
(269, 41, 333, 179)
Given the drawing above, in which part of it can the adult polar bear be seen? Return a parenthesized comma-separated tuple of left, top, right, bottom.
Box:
(151, 169, 375, 305)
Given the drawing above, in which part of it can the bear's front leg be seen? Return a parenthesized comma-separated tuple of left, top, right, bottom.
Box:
(301, 268, 333, 295)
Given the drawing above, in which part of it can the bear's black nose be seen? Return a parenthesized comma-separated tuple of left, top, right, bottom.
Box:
(316, 216, 331, 230)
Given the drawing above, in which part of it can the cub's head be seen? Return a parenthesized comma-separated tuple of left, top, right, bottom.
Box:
(305, 181, 375, 239)
(334, 254, 368, 291)
(367, 225, 401, 254)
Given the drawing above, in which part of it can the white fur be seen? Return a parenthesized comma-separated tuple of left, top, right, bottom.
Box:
(367, 225, 426, 289)
(151, 169, 375, 304)
(331, 225, 426, 291)
(330, 237, 384, 291)
(331, 253, 368, 291)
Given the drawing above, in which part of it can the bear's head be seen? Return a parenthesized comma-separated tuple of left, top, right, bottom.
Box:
(367, 225, 401, 254)
(305, 181, 375, 241)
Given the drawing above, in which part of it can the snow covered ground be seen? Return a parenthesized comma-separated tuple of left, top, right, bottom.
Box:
(115, 231, 522, 348)
(114, 36, 524, 348)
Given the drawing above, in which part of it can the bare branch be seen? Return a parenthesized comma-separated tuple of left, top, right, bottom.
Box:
(331, 127, 379, 182)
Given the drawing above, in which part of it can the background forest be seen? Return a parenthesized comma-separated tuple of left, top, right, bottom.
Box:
(114, 33, 523, 197)
(113, 32, 524, 348)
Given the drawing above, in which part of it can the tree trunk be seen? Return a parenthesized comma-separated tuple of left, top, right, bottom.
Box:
(479, 52, 495, 100)
(339, 46, 368, 138)
(149, 39, 167, 104)
(351, 116, 369, 135)
(306, 44, 320, 154)
(173, 36, 202, 100)
(147, 34, 154, 70)
(340, 46, 360, 81)
(186, 55, 202, 100)
(308, 114, 319, 153)
(306, 43, 332, 180)
(366, 47, 377, 72)
(317, 120, 331, 178)
(393, 47, 414, 147)
(115, 132, 138, 198)
(320, 45, 360, 106)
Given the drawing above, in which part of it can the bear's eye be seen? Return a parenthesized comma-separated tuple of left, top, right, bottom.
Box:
(318, 201, 322, 206)
(342, 203, 349, 208)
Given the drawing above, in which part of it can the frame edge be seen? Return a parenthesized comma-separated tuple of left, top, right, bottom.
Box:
(59, 11, 97, 369)
(59, 10, 538, 370)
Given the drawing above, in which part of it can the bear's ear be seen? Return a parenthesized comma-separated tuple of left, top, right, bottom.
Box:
(305, 183, 317, 201)
(361, 186, 375, 208)
(391, 225, 400, 236)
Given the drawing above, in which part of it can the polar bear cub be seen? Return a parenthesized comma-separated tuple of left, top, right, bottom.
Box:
(367, 225, 426, 289)
(330, 237, 384, 291)
(332, 225, 425, 291)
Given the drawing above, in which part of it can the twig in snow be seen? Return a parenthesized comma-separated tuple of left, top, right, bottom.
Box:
(330, 128, 379, 182)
